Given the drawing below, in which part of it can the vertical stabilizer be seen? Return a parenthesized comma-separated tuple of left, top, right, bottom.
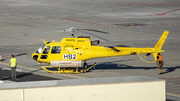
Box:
(153, 31, 169, 61)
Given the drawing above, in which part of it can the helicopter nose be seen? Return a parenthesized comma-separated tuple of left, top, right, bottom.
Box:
(32, 55, 38, 61)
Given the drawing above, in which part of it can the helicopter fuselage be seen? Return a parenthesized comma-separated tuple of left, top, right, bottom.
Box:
(32, 37, 157, 67)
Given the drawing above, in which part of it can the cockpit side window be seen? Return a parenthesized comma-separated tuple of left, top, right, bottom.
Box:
(51, 46, 61, 54)
(43, 46, 50, 54)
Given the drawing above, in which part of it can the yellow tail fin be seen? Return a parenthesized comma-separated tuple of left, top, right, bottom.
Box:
(153, 31, 169, 61)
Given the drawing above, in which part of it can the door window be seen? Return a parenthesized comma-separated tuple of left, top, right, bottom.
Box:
(51, 46, 61, 54)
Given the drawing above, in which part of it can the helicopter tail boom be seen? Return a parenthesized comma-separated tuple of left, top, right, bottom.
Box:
(152, 31, 169, 61)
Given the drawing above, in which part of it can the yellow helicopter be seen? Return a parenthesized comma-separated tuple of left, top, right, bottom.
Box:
(31, 28, 169, 73)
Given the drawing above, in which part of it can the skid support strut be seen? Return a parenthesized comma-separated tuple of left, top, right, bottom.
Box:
(41, 63, 97, 73)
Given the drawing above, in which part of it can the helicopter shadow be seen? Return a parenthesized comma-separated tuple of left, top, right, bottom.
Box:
(88, 61, 180, 74)
(0, 52, 27, 61)
(14, 53, 27, 57)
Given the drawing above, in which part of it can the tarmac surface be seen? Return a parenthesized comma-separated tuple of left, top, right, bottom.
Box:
(0, 0, 180, 100)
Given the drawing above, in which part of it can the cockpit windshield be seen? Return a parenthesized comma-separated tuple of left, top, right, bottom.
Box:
(35, 44, 45, 54)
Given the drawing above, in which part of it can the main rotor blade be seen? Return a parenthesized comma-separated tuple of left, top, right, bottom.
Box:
(104, 46, 120, 52)
(80, 29, 109, 34)
(23, 30, 65, 36)
(80, 30, 108, 41)
(3, 30, 65, 39)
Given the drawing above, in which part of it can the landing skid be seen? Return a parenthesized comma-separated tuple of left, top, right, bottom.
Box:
(41, 63, 97, 73)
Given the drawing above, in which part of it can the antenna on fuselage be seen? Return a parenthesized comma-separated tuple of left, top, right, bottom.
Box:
(70, 33, 75, 37)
